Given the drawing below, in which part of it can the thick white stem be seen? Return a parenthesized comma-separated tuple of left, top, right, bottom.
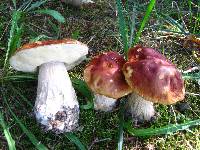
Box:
(126, 93, 155, 122)
(94, 94, 117, 112)
(34, 61, 79, 133)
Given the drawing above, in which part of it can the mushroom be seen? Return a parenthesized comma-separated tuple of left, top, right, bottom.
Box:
(84, 51, 132, 112)
(9, 39, 88, 133)
(122, 45, 185, 122)
(61, 0, 94, 7)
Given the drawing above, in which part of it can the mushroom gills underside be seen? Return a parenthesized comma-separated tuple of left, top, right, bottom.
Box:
(34, 61, 79, 133)
(126, 93, 155, 123)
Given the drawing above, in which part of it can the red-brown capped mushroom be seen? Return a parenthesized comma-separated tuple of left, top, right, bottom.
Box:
(123, 46, 185, 122)
(84, 51, 132, 111)
(123, 58, 185, 104)
(127, 45, 170, 63)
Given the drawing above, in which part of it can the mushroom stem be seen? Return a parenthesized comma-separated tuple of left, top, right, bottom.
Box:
(94, 94, 117, 112)
(34, 61, 79, 133)
(126, 93, 155, 122)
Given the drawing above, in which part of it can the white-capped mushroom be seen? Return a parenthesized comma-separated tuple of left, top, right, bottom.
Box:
(9, 39, 88, 133)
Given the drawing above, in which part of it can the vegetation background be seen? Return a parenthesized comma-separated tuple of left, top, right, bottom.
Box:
(0, 0, 199, 149)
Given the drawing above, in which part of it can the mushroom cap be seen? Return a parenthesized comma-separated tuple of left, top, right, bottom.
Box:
(84, 51, 132, 99)
(123, 58, 185, 105)
(9, 39, 88, 72)
(128, 45, 171, 63)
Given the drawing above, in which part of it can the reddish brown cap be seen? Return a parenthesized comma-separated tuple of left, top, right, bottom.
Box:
(15, 39, 85, 52)
(123, 58, 185, 104)
(128, 45, 171, 63)
(84, 52, 132, 99)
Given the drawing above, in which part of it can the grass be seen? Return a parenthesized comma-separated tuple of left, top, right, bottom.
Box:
(0, 111, 16, 150)
(2, 90, 48, 150)
(0, 0, 200, 149)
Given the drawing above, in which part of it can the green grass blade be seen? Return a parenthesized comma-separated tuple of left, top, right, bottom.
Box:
(48, 19, 61, 38)
(183, 72, 200, 80)
(124, 119, 200, 137)
(65, 133, 87, 150)
(0, 111, 16, 150)
(2, 92, 48, 150)
(128, 6, 136, 48)
(29, 34, 52, 43)
(33, 9, 65, 23)
(116, 0, 129, 55)
(188, 0, 192, 23)
(72, 78, 94, 109)
(18, 0, 32, 11)
(192, 11, 199, 34)
(26, 0, 48, 11)
(117, 100, 125, 150)
(1, 74, 37, 82)
(133, 0, 156, 45)
(8, 25, 23, 57)
(3, 10, 22, 70)
(160, 13, 187, 34)
(12, 0, 16, 9)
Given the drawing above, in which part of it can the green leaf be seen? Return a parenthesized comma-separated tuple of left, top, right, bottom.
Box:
(34, 9, 65, 23)
(0, 111, 16, 150)
(116, 0, 129, 56)
(2, 92, 48, 150)
(65, 133, 87, 150)
(124, 119, 200, 137)
(133, 0, 156, 45)
(72, 78, 94, 109)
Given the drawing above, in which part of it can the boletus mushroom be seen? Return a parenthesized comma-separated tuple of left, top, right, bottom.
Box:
(84, 51, 132, 112)
(123, 45, 185, 122)
(9, 39, 88, 133)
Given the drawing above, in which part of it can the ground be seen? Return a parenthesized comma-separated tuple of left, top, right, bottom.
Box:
(0, 0, 199, 149)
